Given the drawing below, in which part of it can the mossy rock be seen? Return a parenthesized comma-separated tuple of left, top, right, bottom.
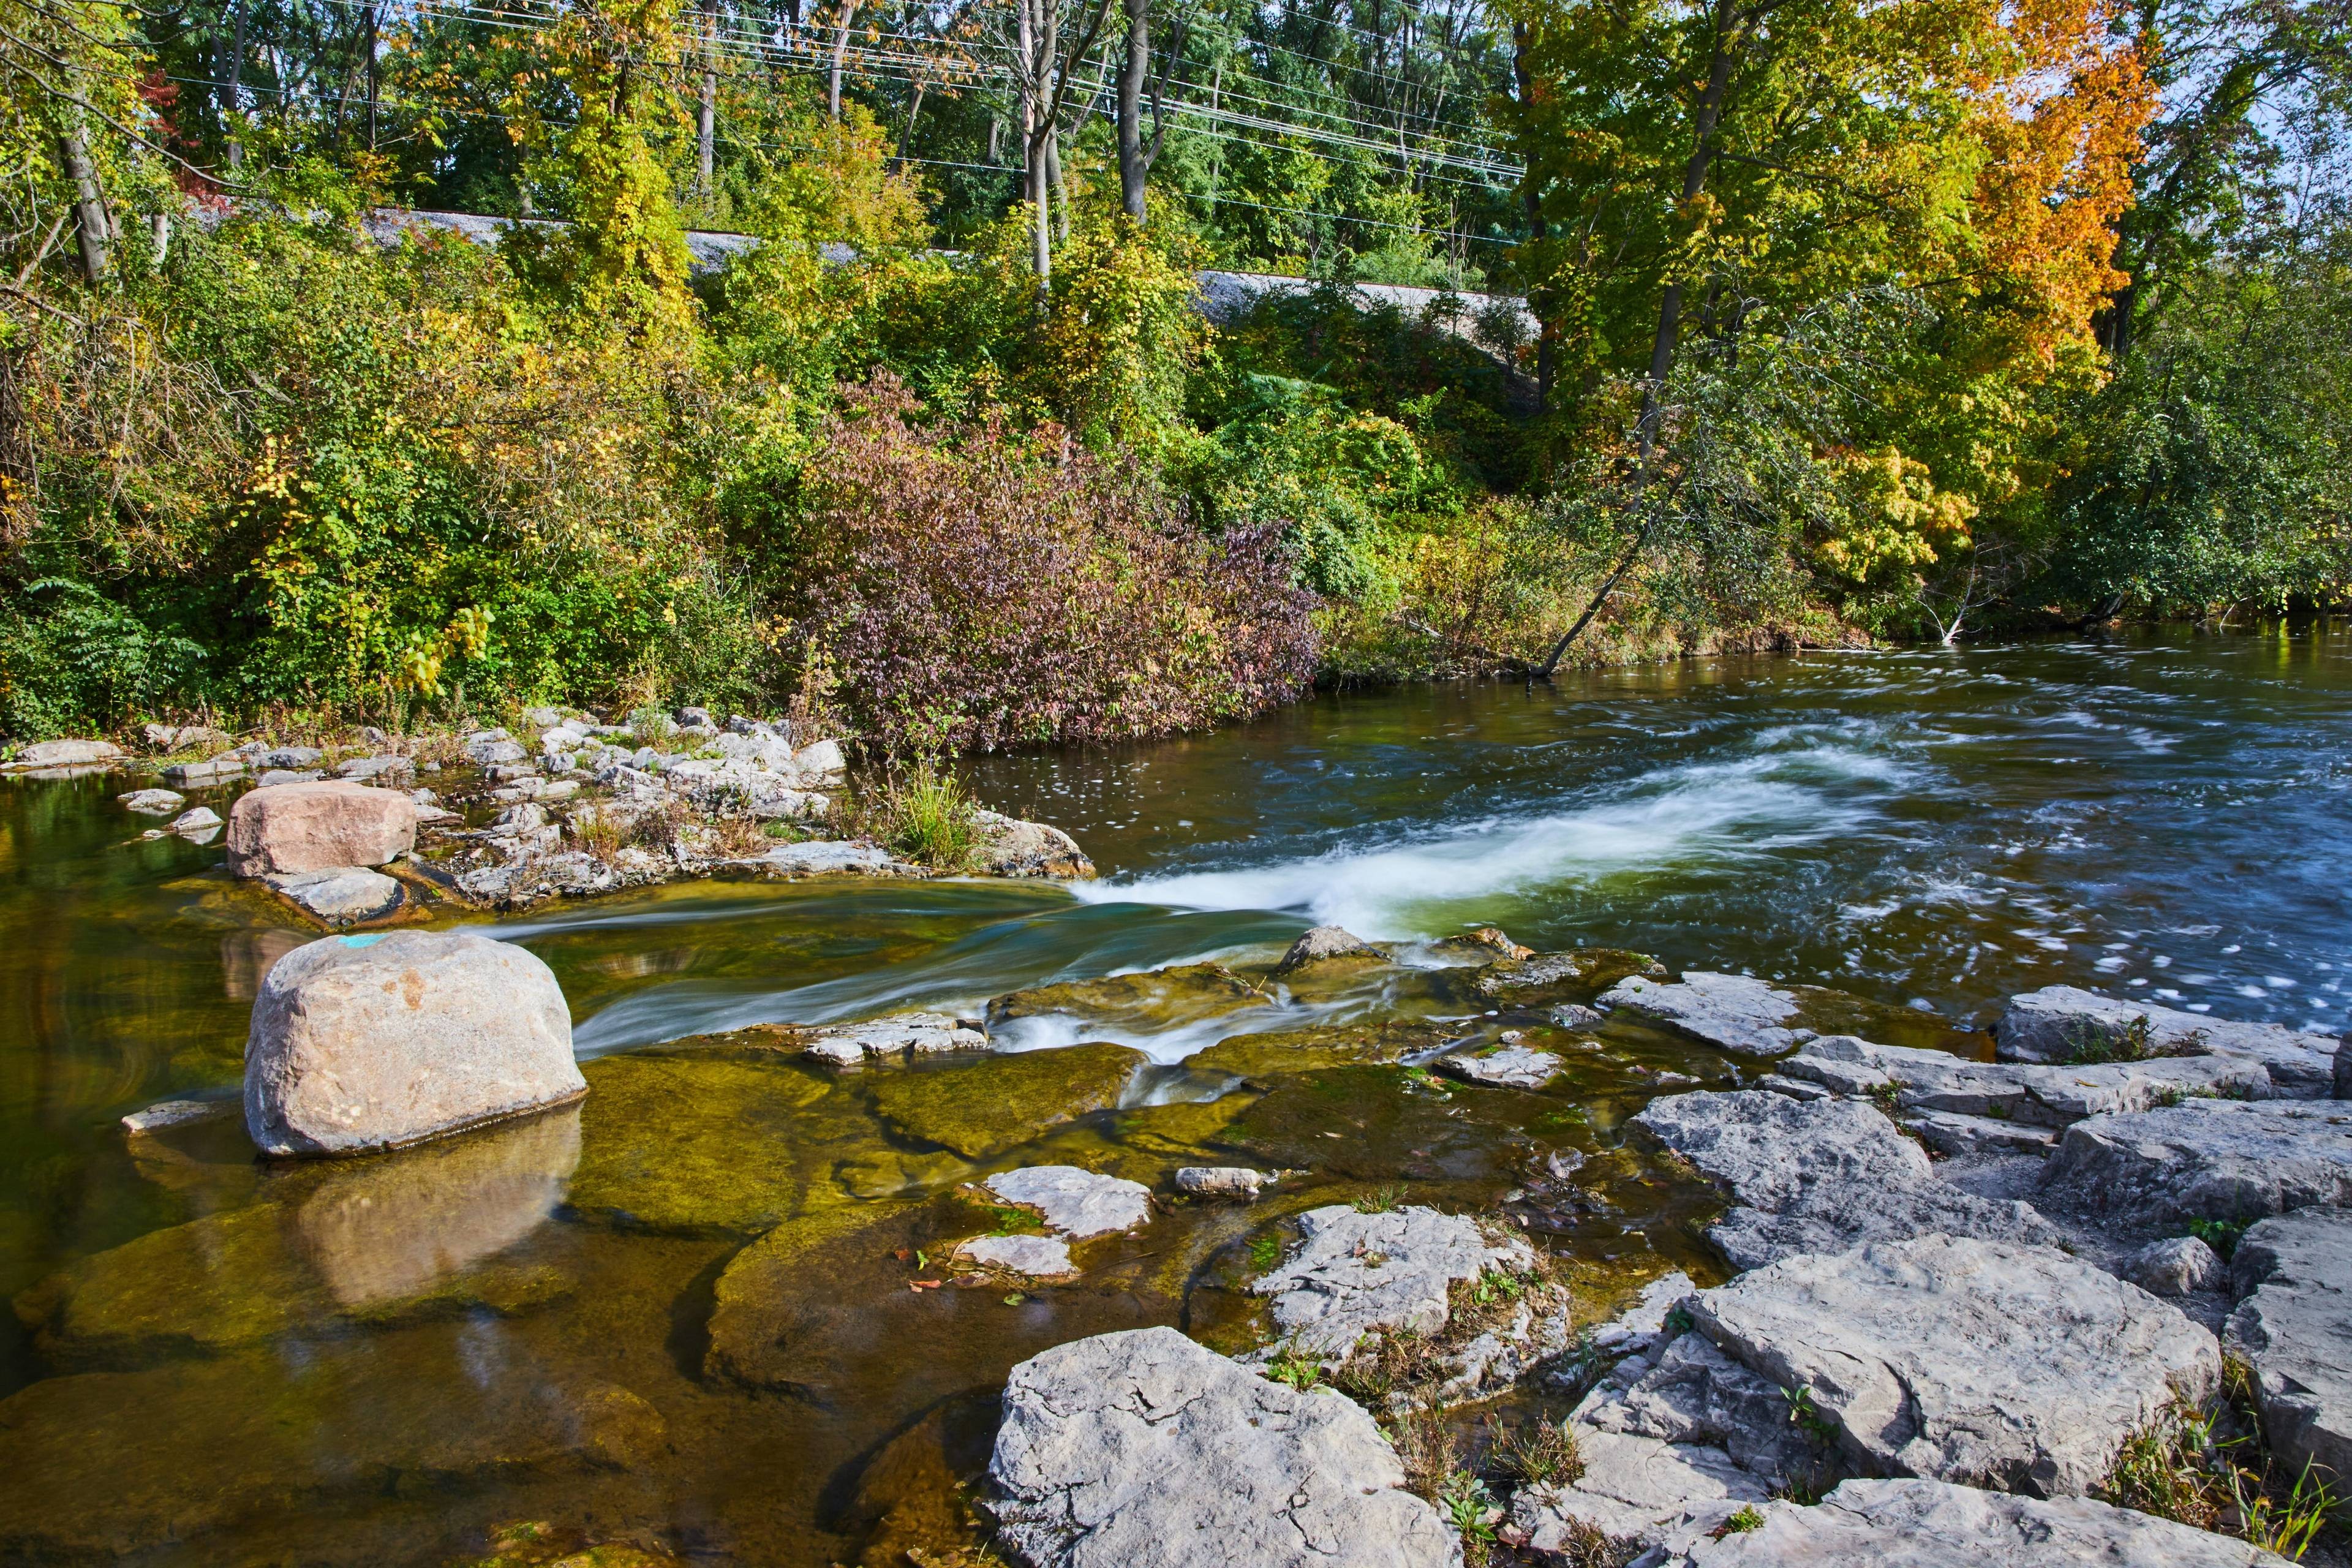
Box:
(1186, 1020, 1454, 1079)
(705, 1198, 928, 1389)
(1462, 948, 1667, 1009)
(567, 1052, 876, 1235)
(1225, 1064, 1562, 1188)
(986, 963, 1273, 1033)
(0, 1335, 666, 1560)
(867, 1044, 1147, 1159)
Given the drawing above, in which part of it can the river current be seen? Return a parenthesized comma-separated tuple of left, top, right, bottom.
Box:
(0, 624, 2345, 1563)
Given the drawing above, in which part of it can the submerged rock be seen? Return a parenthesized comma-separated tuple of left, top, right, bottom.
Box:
(0, 1339, 664, 1559)
(262, 865, 404, 925)
(1691, 1234, 2218, 1497)
(225, 780, 417, 878)
(986, 1325, 1460, 1568)
(959, 1234, 1078, 1280)
(802, 1011, 986, 1068)
(1272, 925, 1382, 976)
(1997, 985, 2337, 1097)
(1185, 1020, 1450, 1078)
(971, 810, 1095, 878)
(1600, 973, 1808, 1057)
(2224, 1205, 2352, 1499)
(869, 1043, 1147, 1159)
(1632, 1090, 2060, 1270)
(1250, 1203, 1535, 1356)
(987, 963, 1273, 1039)
(984, 1167, 1153, 1239)
(1471, 948, 1665, 1009)
(2038, 1098, 2352, 1223)
(1640, 1477, 2292, 1567)
(245, 931, 582, 1158)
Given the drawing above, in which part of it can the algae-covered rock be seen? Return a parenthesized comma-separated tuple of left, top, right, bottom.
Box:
(704, 1199, 924, 1388)
(0, 1338, 665, 1560)
(1186, 1020, 1452, 1079)
(869, 1044, 1147, 1159)
(565, 1052, 870, 1234)
(18, 1109, 582, 1365)
(987, 964, 1273, 1038)
(1271, 925, 1384, 977)
(1469, 949, 1666, 1009)
(1226, 1065, 1545, 1186)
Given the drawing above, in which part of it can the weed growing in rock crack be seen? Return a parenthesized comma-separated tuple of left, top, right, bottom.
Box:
(855, 760, 979, 869)
(1662, 1305, 1695, 1336)
(1354, 1184, 1407, 1214)
(1337, 1329, 1446, 1406)
(1545, 1517, 1641, 1567)
(706, 813, 771, 858)
(985, 1205, 1038, 1236)
(1264, 1342, 1324, 1390)
(1709, 1504, 1767, 1539)
(1782, 1385, 1840, 1443)
(2067, 1014, 2155, 1065)
(1483, 1414, 1584, 1487)
(1865, 1080, 1906, 1117)
(1437, 1470, 1498, 1542)
(2099, 1367, 2343, 1559)
(570, 806, 627, 862)
(2152, 1085, 2187, 1109)
(1385, 1404, 1464, 1497)
(2187, 1218, 2246, 1260)
(1246, 1233, 1285, 1272)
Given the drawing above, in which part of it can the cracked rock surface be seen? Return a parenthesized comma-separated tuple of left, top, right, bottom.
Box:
(2224, 1204, 2352, 1499)
(984, 1167, 1153, 1240)
(2038, 1098, 2352, 1223)
(1996, 985, 2337, 1098)
(1599, 972, 1808, 1056)
(986, 1325, 1461, 1568)
(1251, 1204, 1534, 1355)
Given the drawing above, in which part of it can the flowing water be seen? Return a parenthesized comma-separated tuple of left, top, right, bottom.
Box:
(1, 625, 2347, 1564)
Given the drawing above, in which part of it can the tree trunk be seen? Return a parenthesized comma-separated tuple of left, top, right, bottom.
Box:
(1638, 0, 1741, 454)
(1532, 521, 1650, 677)
(1019, 0, 1050, 291)
(827, 0, 861, 120)
(696, 4, 718, 203)
(1116, 0, 1148, 222)
(1512, 23, 1552, 412)
(222, 0, 248, 170)
(1046, 130, 1068, 242)
(364, 1, 379, 150)
(58, 112, 110, 281)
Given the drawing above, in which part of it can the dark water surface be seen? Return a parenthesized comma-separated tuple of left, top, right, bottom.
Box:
(1, 625, 2346, 1563)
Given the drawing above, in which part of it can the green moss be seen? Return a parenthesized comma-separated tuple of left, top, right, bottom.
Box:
(867, 1043, 1148, 1159)
(1186, 1020, 1452, 1079)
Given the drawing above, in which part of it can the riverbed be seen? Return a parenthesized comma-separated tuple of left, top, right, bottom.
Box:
(1, 625, 2345, 1564)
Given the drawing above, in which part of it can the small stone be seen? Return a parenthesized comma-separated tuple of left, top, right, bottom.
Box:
(1175, 1166, 1272, 1200)
(333, 753, 414, 782)
(167, 806, 222, 833)
(1436, 1042, 1564, 1090)
(118, 788, 184, 815)
(791, 738, 846, 783)
(987, 1326, 1460, 1568)
(119, 1098, 228, 1135)
(984, 1167, 1152, 1239)
(958, 1234, 1078, 1280)
(262, 747, 323, 769)
(160, 755, 244, 785)
(2121, 1236, 2225, 1296)
(1442, 927, 1532, 960)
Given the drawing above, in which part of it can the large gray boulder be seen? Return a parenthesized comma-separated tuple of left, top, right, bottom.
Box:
(1642, 1477, 2291, 1566)
(1600, 972, 1806, 1056)
(1688, 1235, 2219, 1498)
(1997, 986, 2335, 1097)
(225, 780, 417, 878)
(1781, 1033, 2272, 1122)
(1631, 1091, 2060, 1270)
(5, 738, 123, 769)
(1251, 1204, 1534, 1355)
(987, 1326, 1460, 1568)
(2039, 1099, 2352, 1223)
(2224, 1205, 2352, 1498)
(244, 930, 584, 1156)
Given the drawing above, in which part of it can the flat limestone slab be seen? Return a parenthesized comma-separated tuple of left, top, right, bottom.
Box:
(1997, 985, 2335, 1098)
(802, 1011, 985, 1068)
(263, 866, 403, 925)
(987, 1326, 1461, 1568)
(1645, 1476, 2291, 1566)
(1436, 1042, 1563, 1089)
(1782, 1033, 2272, 1123)
(2225, 1205, 2352, 1496)
(1632, 1091, 2060, 1270)
(985, 1167, 1152, 1239)
(1600, 972, 1806, 1057)
(1509, 1427, 1768, 1550)
(1251, 1204, 1535, 1355)
(1689, 1235, 2220, 1497)
(959, 1233, 1077, 1280)
(2039, 1099, 2352, 1223)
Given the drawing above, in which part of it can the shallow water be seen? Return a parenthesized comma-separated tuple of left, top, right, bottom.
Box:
(0, 625, 2346, 1563)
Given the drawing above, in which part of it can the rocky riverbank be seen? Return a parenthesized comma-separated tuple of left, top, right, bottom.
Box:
(6, 708, 1095, 927)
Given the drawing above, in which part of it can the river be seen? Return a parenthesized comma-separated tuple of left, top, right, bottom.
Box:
(0, 625, 2345, 1563)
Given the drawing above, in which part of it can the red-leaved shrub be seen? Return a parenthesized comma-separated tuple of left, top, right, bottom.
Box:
(789, 376, 1317, 752)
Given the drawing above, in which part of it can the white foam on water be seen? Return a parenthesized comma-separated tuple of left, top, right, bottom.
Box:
(1072, 747, 1885, 939)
